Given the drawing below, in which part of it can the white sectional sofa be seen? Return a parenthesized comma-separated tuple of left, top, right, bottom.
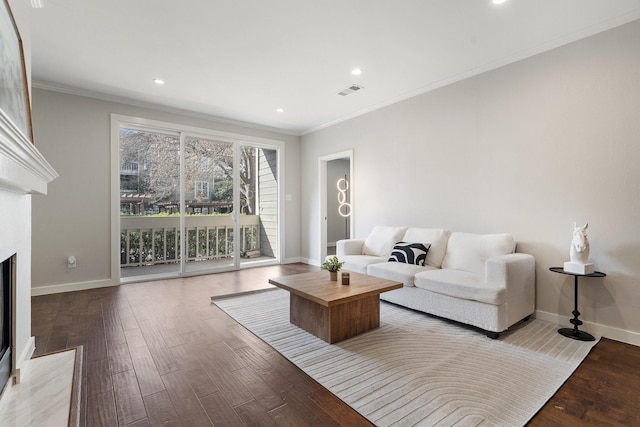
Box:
(335, 226, 535, 338)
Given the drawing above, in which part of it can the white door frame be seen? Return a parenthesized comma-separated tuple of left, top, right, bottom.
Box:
(318, 150, 354, 264)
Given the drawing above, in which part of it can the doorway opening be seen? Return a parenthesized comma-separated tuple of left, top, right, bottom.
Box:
(319, 150, 353, 263)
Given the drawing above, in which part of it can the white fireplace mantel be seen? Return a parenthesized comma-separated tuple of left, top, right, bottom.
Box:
(0, 113, 58, 194)
(0, 106, 61, 419)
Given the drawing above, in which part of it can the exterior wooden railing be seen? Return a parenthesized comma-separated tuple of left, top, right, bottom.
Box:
(120, 215, 260, 267)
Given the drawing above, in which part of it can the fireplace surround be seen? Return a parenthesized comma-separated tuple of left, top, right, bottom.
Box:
(0, 96, 57, 399)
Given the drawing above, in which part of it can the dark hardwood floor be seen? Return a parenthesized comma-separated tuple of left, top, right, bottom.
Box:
(31, 263, 639, 426)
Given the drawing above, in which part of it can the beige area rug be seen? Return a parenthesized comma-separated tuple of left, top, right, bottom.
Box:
(212, 289, 599, 426)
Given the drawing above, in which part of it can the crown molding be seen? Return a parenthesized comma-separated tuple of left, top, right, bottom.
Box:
(301, 11, 640, 135)
(32, 81, 302, 137)
(29, 10, 640, 139)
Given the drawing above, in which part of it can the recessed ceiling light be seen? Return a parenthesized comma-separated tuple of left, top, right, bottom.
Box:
(492, 0, 507, 4)
(352, 68, 362, 76)
(153, 78, 165, 85)
(30, 0, 44, 8)
(276, 108, 284, 113)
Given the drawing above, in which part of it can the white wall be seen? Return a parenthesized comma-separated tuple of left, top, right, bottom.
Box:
(301, 20, 640, 342)
(31, 89, 302, 292)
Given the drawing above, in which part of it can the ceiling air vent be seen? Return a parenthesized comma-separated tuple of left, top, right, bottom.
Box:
(338, 84, 364, 96)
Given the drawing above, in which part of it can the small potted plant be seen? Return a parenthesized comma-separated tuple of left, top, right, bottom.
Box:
(322, 255, 344, 281)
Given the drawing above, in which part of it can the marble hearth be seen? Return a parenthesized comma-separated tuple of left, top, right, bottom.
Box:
(0, 348, 81, 426)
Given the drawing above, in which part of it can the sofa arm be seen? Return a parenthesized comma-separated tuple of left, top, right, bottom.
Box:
(486, 253, 536, 322)
(486, 253, 535, 287)
(337, 239, 366, 257)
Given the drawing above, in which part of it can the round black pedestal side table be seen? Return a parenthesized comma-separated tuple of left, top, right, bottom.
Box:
(550, 267, 606, 342)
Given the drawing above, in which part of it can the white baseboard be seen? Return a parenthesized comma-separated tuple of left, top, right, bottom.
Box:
(536, 309, 640, 347)
(284, 257, 319, 266)
(299, 257, 321, 267)
(31, 279, 118, 296)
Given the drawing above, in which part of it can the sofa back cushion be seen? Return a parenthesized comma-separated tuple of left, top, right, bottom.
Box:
(441, 232, 516, 275)
(362, 226, 408, 257)
(402, 228, 451, 268)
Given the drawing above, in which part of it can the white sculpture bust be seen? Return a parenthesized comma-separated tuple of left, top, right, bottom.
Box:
(564, 222, 594, 274)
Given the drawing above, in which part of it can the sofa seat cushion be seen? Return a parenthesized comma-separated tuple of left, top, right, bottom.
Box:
(441, 232, 516, 275)
(362, 226, 408, 257)
(341, 255, 387, 274)
(414, 269, 506, 305)
(367, 262, 439, 287)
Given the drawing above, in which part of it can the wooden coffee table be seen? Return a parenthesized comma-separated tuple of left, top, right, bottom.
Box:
(268, 271, 402, 344)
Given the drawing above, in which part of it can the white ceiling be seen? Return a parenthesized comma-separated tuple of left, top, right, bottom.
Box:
(11, 0, 640, 135)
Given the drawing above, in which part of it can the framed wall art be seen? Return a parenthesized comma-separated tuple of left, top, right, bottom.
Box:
(1, 0, 33, 143)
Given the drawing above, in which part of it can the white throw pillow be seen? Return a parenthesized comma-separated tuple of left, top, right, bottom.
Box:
(402, 228, 451, 267)
(441, 232, 515, 275)
(362, 226, 408, 257)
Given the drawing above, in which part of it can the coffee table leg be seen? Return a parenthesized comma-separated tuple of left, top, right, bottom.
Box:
(289, 294, 381, 344)
(329, 295, 380, 343)
(290, 294, 330, 342)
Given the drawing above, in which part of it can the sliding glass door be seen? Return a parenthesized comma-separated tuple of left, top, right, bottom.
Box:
(120, 128, 182, 278)
(238, 145, 278, 267)
(183, 136, 235, 273)
(117, 122, 279, 281)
